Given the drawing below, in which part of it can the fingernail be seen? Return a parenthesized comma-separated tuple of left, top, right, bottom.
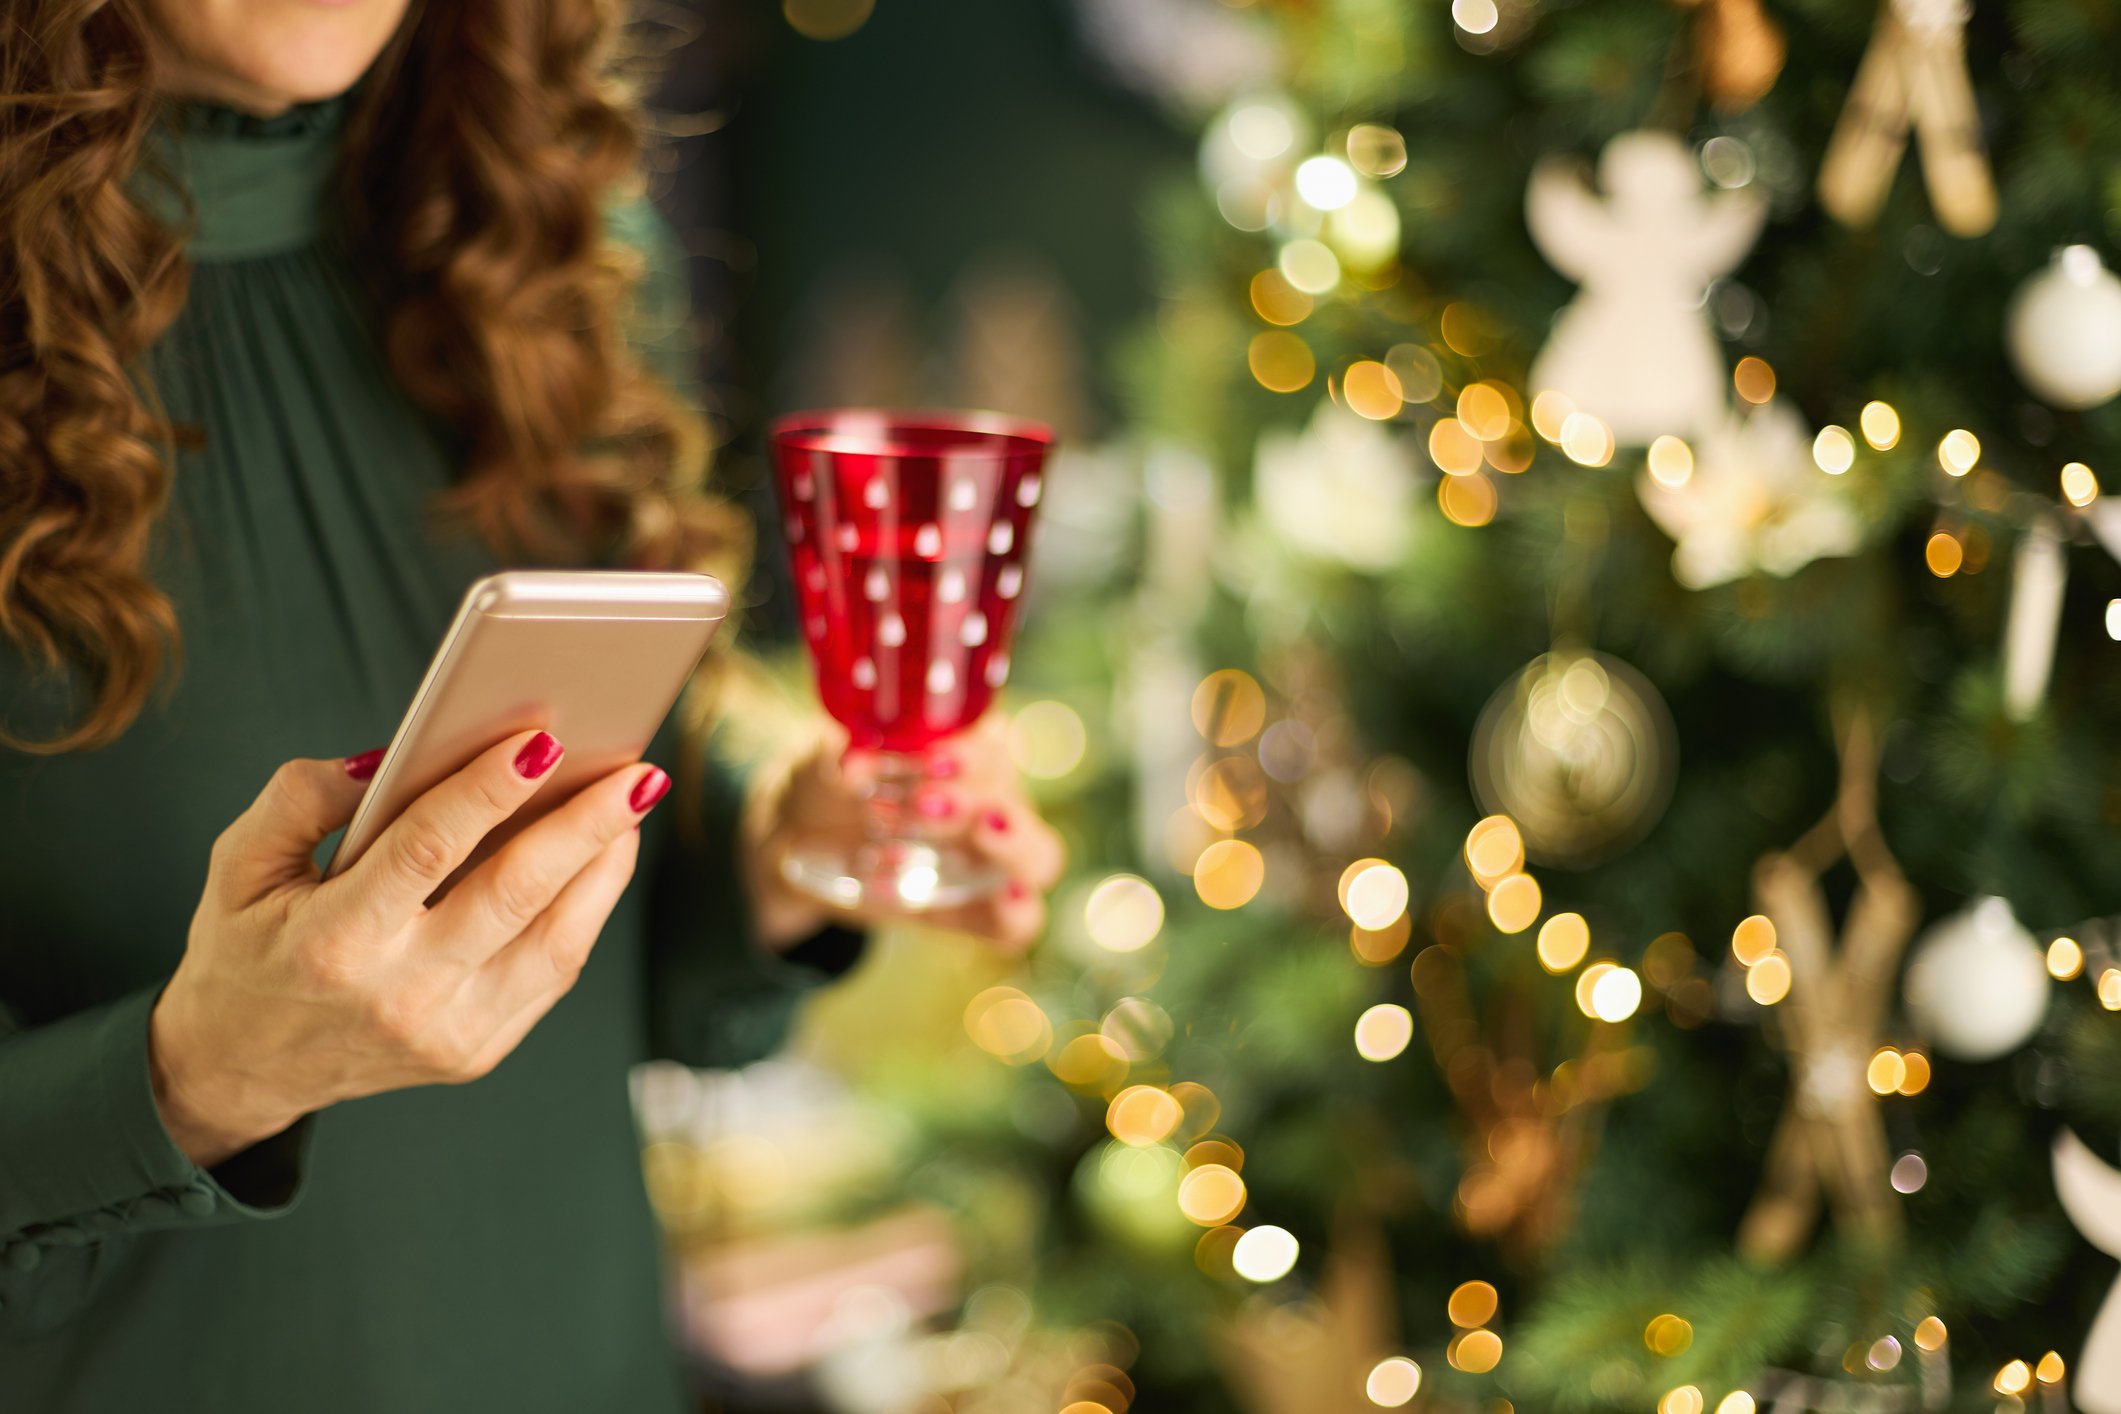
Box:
(1005, 880, 1029, 901)
(916, 789, 957, 820)
(982, 809, 1010, 834)
(629, 765, 672, 814)
(514, 731, 564, 779)
(343, 747, 385, 781)
(927, 756, 962, 780)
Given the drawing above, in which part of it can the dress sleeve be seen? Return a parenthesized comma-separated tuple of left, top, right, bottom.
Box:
(637, 743, 864, 1070)
(0, 983, 311, 1337)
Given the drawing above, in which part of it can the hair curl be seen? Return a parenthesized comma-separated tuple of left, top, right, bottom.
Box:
(0, 0, 741, 753)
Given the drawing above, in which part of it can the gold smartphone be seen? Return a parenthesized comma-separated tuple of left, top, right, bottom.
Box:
(324, 569, 731, 881)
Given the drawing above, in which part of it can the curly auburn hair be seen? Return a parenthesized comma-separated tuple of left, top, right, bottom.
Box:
(0, 0, 741, 753)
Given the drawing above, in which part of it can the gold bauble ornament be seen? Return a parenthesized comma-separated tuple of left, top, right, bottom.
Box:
(1469, 650, 1677, 868)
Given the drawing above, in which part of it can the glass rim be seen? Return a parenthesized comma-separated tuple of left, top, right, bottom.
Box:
(769, 407, 1056, 460)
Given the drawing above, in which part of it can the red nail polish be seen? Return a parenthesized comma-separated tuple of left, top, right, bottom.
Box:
(982, 809, 1010, 834)
(928, 756, 962, 780)
(343, 748, 385, 781)
(629, 765, 672, 813)
(1005, 880, 1029, 901)
(514, 731, 564, 779)
(916, 790, 957, 820)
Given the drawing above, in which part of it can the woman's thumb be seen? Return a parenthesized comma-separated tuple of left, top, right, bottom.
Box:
(215, 752, 380, 894)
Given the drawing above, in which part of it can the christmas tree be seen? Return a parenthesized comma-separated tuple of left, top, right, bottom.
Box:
(658, 3, 2121, 1410)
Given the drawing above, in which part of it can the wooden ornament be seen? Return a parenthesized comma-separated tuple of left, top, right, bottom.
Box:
(1818, 0, 1996, 237)
(1735, 712, 1918, 1263)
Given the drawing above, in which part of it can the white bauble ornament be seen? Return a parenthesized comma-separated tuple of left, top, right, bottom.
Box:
(2005, 245, 2121, 410)
(1526, 130, 1766, 445)
(1902, 896, 2051, 1061)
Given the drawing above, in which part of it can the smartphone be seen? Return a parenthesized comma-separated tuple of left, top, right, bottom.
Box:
(324, 569, 731, 882)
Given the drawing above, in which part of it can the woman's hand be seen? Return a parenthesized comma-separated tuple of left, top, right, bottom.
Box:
(149, 730, 671, 1168)
(744, 717, 1065, 954)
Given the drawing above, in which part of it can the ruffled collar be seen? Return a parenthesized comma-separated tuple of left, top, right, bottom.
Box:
(139, 96, 347, 262)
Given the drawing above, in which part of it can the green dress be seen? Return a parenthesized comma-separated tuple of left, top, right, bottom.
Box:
(0, 100, 848, 1409)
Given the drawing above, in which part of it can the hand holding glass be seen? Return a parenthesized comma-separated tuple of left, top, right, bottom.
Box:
(770, 410, 1053, 911)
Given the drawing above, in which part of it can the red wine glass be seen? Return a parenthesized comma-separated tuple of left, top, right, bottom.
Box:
(770, 409, 1054, 910)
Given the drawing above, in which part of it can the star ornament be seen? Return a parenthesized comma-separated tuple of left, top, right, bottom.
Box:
(1636, 398, 1865, 590)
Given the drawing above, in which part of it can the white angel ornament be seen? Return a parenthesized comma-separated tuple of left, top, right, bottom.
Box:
(1527, 130, 1767, 445)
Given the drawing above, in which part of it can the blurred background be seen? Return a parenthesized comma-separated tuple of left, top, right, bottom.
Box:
(630, 2, 2121, 1411)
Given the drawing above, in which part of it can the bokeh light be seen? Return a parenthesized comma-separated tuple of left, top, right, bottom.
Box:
(1860, 400, 1900, 449)
(1717, 1394, 1756, 1414)
(1010, 701, 1087, 778)
(1457, 383, 1512, 441)
(1351, 915, 1414, 965)
(1536, 912, 1591, 973)
(1366, 1357, 1422, 1407)
(2102, 968, 2121, 1010)
(1589, 966, 1643, 1022)
(1438, 471, 1499, 527)
(964, 987, 1052, 1065)
(1646, 1314, 1694, 1356)
(1278, 239, 1341, 294)
(2038, 1351, 2067, 1385)
(1925, 531, 1964, 577)
(1249, 331, 1316, 392)
(1938, 429, 1980, 476)
(1647, 435, 1694, 489)
(1898, 1050, 1931, 1095)
(1575, 961, 1614, 1017)
(1231, 1225, 1299, 1282)
(1106, 1086, 1183, 1146)
(1249, 270, 1312, 326)
(1731, 914, 1777, 966)
(1344, 360, 1405, 420)
(1295, 156, 1359, 211)
(1177, 1164, 1247, 1226)
(1449, 1329, 1503, 1374)
(2049, 936, 2085, 980)
(1085, 875, 1165, 953)
(1048, 1031, 1128, 1090)
(1194, 839, 1265, 909)
(1659, 1387, 1703, 1414)
(1914, 1317, 1947, 1351)
(1354, 1003, 1415, 1061)
(1342, 860, 1411, 929)
(1866, 1048, 1906, 1095)
(1101, 998, 1174, 1061)
(1346, 124, 1408, 178)
(1429, 417, 1486, 476)
(1465, 816, 1525, 884)
(1192, 670, 1267, 745)
(1560, 411, 1614, 467)
(1733, 357, 1776, 404)
(1996, 1360, 2032, 1396)
(1530, 390, 1574, 442)
(1447, 1280, 1499, 1327)
(1746, 951, 1793, 1005)
(1487, 873, 1542, 933)
(1890, 1151, 1928, 1193)
(1812, 425, 1856, 474)
(2063, 461, 2102, 507)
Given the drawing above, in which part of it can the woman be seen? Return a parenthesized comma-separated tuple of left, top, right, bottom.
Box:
(0, 1, 1062, 1408)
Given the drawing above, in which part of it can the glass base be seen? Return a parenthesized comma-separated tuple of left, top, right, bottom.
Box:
(780, 836, 1003, 913)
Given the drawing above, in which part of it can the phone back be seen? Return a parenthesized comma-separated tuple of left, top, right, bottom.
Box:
(325, 570, 730, 881)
